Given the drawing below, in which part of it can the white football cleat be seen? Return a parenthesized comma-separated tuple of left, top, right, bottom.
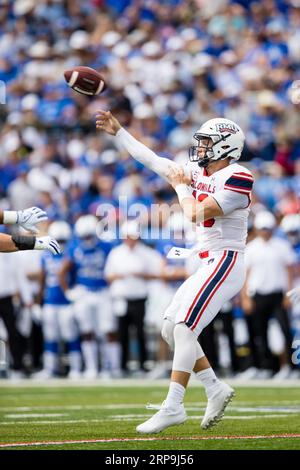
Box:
(136, 402, 187, 434)
(236, 366, 259, 381)
(67, 370, 82, 380)
(83, 368, 98, 379)
(31, 369, 55, 380)
(272, 365, 292, 381)
(201, 383, 235, 430)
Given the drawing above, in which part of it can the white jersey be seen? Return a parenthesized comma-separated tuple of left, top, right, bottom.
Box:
(115, 128, 253, 253)
(189, 162, 253, 253)
(115, 128, 250, 337)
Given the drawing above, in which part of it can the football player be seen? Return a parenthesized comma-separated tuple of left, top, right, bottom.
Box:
(59, 215, 118, 378)
(0, 207, 60, 255)
(281, 215, 300, 379)
(36, 221, 81, 379)
(96, 110, 253, 432)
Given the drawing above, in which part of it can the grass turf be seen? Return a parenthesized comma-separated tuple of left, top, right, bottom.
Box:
(0, 383, 299, 450)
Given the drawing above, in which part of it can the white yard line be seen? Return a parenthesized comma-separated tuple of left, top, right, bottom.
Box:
(0, 413, 295, 425)
(0, 404, 162, 412)
(1, 404, 299, 413)
(0, 378, 299, 388)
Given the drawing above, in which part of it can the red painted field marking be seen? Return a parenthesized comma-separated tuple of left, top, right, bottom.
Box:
(1, 434, 300, 448)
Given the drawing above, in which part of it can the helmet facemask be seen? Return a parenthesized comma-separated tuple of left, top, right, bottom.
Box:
(189, 132, 235, 168)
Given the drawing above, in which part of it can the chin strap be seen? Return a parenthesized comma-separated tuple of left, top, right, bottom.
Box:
(198, 147, 238, 168)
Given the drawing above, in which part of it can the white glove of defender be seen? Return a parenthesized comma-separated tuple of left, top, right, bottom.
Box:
(17, 207, 48, 233)
(287, 286, 300, 304)
(34, 236, 61, 255)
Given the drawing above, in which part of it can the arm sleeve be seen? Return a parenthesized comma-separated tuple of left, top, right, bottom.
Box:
(213, 189, 250, 215)
(213, 171, 253, 215)
(115, 128, 180, 179)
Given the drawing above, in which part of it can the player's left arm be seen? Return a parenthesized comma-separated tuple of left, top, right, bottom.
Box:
(169, 167, 253, 223)
(58, 258, 73, 292)
(178, 193, 222, 224)
(168, 167, 223, 223)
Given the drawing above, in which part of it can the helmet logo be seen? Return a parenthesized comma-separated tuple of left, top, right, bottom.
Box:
(215, 122, 238, 134)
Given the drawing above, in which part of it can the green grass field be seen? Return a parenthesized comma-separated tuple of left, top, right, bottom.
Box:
(0, 380, 300, 450)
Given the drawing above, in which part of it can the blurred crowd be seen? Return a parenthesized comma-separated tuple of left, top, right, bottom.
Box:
(0, 0, 300, 380)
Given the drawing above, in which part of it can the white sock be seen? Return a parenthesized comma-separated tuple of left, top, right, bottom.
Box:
(69, 351, 81, 373)
(196, 367, 222, 398)
(101, 341, 121, 372)
(107, 342, 121, 372)
(81, 340, 98, 372)
(44, 352, 57, 374)
(164, 381, 186, 409)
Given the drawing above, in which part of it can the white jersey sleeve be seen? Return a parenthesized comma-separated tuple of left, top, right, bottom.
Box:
(212, 168, 253, 215)
(115, 127, 180, 179)
(213, 190, 249, 215)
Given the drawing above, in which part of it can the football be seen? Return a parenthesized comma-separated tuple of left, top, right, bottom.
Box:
(64, 66, 106, 96)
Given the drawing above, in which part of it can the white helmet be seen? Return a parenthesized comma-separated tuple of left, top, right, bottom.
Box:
(189, 117, 245, 168)
(74, 215, 98, 238)
(280, 214, 300, 233)
(48, 221, 72, 241)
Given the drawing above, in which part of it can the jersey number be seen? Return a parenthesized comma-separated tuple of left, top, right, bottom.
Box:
(192, 192, 215, 227)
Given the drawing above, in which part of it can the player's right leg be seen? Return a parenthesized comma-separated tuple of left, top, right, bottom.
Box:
(137, 276, 198, 433)
(161, 274, 198, 350)
(179, 251, 245, 429)
(36, 305, 59, 378)
(74, 293, 98, 378)
(95, 289, 121, 378)
(58, 305, 81, 379)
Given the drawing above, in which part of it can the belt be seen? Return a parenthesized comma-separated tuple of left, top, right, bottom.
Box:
(198, 250, 237, 259)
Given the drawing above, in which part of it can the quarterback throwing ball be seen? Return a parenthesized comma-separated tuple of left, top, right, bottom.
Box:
(96, 110, 253, 433)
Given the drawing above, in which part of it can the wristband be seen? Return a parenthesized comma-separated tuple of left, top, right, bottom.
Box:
(3, 211, 18, 224)
(175, 184, 192, 204)
(12, 234, 36, 250)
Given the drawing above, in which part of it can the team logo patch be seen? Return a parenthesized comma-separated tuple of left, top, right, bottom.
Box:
(208, 258, 215, 264)
(216, 123, 238, 134)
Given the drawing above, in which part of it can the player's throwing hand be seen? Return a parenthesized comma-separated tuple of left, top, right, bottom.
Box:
(168, 167, 192, 188)
(95, 110, 122, 136)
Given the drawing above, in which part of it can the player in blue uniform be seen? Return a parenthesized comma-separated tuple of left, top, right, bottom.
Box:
(37, 221, 81, 379)
(281, 214, 300, 379)
(59, 215, 119, 378)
